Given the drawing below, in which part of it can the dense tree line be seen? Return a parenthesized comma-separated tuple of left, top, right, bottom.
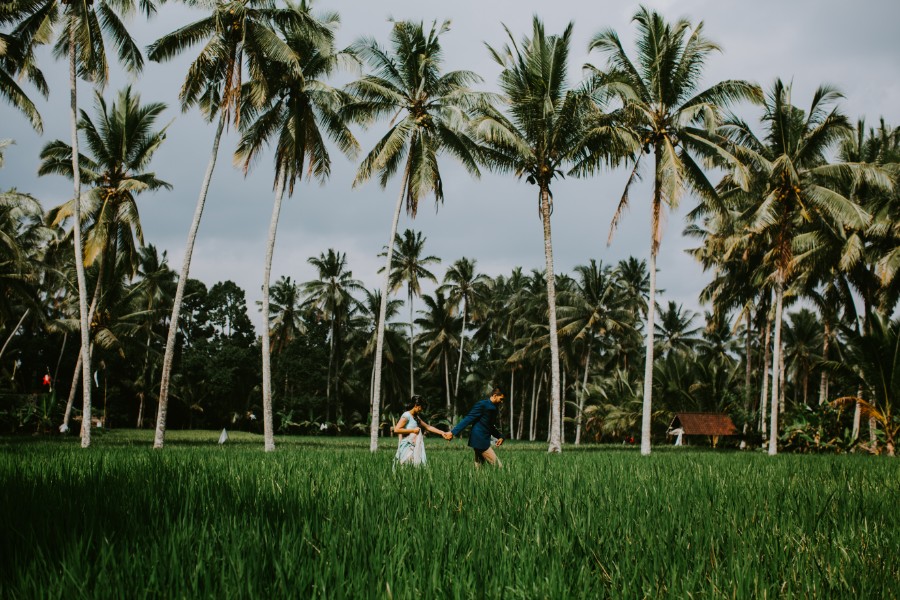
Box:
(1, 2, 898, 454)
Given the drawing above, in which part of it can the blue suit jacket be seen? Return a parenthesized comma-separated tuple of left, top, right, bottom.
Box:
(451, 399, 503, 451)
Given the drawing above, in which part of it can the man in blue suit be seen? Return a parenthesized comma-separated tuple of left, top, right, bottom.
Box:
(444, 387, 505, 467)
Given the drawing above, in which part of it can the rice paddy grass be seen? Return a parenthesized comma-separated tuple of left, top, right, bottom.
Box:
(1, 430, 898, 599)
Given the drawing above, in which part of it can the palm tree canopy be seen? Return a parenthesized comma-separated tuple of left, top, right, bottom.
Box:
(40, 85, 171, 277)
(234, 1, 359, 193)
(589, 5, 762, 249)
(347, 19, 484, 215)
(381, 229, 440, 299)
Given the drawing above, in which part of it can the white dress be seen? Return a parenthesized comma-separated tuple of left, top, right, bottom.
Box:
(394, 411, 427, 466)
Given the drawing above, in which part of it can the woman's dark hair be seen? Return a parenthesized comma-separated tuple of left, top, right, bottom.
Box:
(405, 395, 426, 411)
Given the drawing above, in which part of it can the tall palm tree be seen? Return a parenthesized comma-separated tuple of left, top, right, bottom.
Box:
(474, 17, 597, 452)
(345, 19, 483, 451)
(415, 291, 459, 414)
(39, 85, 170, 435)
(13, 0, 161, 447)
(266, 276, 304, 355)
(303, 249, 364, 423)
(557, 260, 633, 443)
(381, 228, 440, 397)
(588, 6, 761, 454)
(439, 257, 489, 406)
(235, 1, 356, 452)
(720, 80, 891, 454)
(147, 0, 302, 448)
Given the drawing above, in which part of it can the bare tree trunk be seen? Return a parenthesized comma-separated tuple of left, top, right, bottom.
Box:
(852, 386, 862, 440)
(575, 342, 591, 445)
(768, 276, 785, 456)
(560, 367, 566, 444)
(62, 257, 105, 433)
(641, 243, 657, 456)
(539, 186, 562, 453)
(759, 306, 772, 441)
(408, 288, 414, 396)
(529, 370, 541, 441)
(509, 369, 515, 440)
(443, 353, 451, 415)
(0, 309, 29, 362)
(369, 160, 409, 452)
(779, 344, 786, 414)
(259, 174, 286, 453)
(154, 110, 227, 449)
(818, 322, 830, 405)
(454, 299, 467, 400)
(69, 25, 92, 448)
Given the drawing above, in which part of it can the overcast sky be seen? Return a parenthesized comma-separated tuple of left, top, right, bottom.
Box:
(3, 0, 899, 331)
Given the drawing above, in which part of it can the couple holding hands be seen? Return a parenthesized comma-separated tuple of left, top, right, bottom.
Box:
(393, 387, 506, 468)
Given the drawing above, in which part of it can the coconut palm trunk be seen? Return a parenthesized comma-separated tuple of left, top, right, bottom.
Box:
(539, 186, 562, 453)
(408, 287, 415, 395)
(818, 323, 830, 405)
(759, 308, 771, 440)
(154, 111, 226, 449)
(68, 24, 92, 448)
(768, 275, 785, 455)
(369, 161, 409, 452)
(509, 370, 515, 440)
(575, 340, 591, 445)
(454, 298, 468, 399)
(259, 174, 286, 452)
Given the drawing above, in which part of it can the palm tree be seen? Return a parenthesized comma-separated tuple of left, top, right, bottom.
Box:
(345, 19, 483, 451)
(13, 0, 161, 447)
(833, 315, 900, 456)
(266, 276, 305, 355)
(439, 257, 489, 407)
(415, 291, 459, 415)
(588, 6, 761, 454)
(557, 260, 634, 443)
(720, 80, 891, 454)
(381, 229, 440, 397)
(235, 1, 356, 452)
(654, 301, 702, 357)
(303, 249, 364, 423)
(147, 0, 303, 448)
(39, 85, 170, 435)
(474, 16, 599, 452)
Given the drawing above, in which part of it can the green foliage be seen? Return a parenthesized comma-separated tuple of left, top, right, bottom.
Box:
(1, 433, 898, 598)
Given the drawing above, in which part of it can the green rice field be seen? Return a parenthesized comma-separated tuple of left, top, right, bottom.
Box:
(1, 431, 898, 599)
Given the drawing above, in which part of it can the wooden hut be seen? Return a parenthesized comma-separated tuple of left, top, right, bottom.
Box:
(667, 412, 737, 448)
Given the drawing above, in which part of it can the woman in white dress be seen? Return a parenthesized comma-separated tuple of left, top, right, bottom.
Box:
(393, 395, 449, 466)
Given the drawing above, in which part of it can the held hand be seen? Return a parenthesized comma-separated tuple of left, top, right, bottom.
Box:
(442, 431, 453, 441)
(496, 438, 504, 447)
(413, 427, 421, 434)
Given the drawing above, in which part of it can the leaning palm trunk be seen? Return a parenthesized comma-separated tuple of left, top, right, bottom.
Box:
(768, 276, 785, 456)
(154, 111, 227, 449)
(259, 174, 286, 452)
(852, 386, 862, 440)
(369, 161, 409, 452)
(68, 27, 92, 448)
(539, 187, 562, 453)
(61, 251, 106, 432)
(0, 309, 29, 362)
